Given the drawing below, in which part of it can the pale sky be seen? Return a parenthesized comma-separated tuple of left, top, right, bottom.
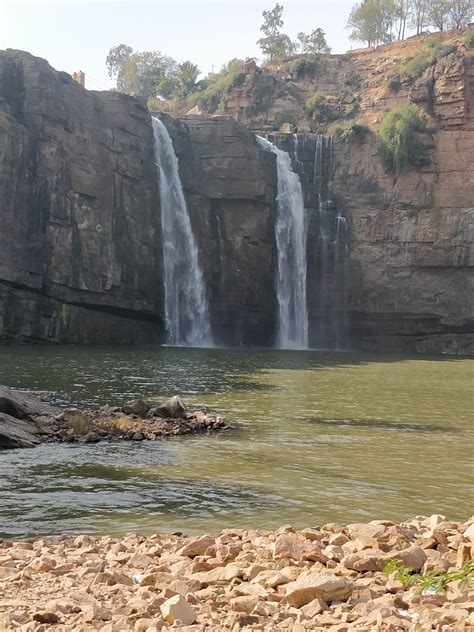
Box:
(1, 0, 356, 91)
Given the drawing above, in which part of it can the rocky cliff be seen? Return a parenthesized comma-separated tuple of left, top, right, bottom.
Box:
(213, 33, 473, 354)
(0, 50, 278, 346)
(0, 44, 472, 353)
(0, 50, 163, 343)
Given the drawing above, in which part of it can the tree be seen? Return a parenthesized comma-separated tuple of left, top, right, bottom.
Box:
(448, 0, 474, 29)
(257, 3, 295, 60)
(427, 0, 452, 31)
(347, 0, 398, 47)
(410, 0, 429, 34)
(105, 46, 179, 100)
(176, 61, 200, 97)
(394, 0, 412, 39)
(106, 44, 133, 80)
(297, 28, 332, 53)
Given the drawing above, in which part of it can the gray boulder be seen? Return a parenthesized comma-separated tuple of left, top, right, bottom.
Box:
(157, 396, 186, 419)
(0, 385, 57, 419)
(0, 413, 40, 449)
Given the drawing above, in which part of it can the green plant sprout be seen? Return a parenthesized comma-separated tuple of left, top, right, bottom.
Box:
(383, 558, 474, 595)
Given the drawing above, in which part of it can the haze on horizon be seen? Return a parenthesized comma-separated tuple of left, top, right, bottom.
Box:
(0, 0, 355, 91)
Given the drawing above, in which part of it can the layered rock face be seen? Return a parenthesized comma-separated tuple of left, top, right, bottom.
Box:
(0, 50, 164, 343)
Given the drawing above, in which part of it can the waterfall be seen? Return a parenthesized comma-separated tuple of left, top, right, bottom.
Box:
(257, 136, 308, 349)
(313, 134, 349, 350)
(216, 215, 226, 297)
(152, 117, 212, 347)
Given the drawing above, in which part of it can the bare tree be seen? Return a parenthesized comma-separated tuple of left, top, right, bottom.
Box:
(410, 0, 429, 34)
(428, 0, 452, 31)
(395, 0, 412, 39)
(448, 0, 474, 29)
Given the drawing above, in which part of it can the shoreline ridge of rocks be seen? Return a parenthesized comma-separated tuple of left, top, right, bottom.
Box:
(1, 514, 473, 631)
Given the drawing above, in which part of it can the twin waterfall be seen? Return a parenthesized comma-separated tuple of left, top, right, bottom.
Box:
(256, 136, 309, 349)
(153, 117, 347, 350)
(152, 117, 211, 347)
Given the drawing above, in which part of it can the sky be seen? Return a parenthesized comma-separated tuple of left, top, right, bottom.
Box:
(0, 0, 356, 91)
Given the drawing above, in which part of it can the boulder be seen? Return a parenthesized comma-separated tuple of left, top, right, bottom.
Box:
(0, 385, 56, 420)
(393, 546, 427, 571)
(157, 396, 186, 419)
(177, 535, 215, 558)
(160, 594, 196, 625)
(0, 413, 40, 449)
(122, 400, 150, 417)
(285, 572, 353, 607)
(273, 533, 303, 560)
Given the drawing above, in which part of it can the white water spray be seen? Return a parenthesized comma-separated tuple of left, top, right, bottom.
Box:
(152, 117, 212, 346)
(257, 136, 308, 349)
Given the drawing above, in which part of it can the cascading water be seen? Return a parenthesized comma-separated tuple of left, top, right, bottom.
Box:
(313, 134, 349, 350)
(257, 136, 308, 349)
(152, 117, 212, 347)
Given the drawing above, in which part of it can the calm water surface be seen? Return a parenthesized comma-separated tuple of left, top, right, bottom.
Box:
(0, 346, 472, 538)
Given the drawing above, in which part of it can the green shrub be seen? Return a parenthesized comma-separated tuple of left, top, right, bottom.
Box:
(290, 57, 319, 78)
(344, 101, 360, 118)
(399, 50, 432, 82)
(190, 60, 245, 114)
(386, 76, 401, 93)
(464, 30, 474, 50)
(345, 70, 362, 89)
(274, 109, 299, 129)
(379, 104, 430, 175)
(252, 81, 274, 104)
(230, 72, 246, 88)
(328, 119, 369, 142)
(305, 92, 338, 122)
(396, 40, 458, 85)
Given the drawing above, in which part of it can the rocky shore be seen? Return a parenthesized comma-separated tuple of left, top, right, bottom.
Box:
(0, 386, 227, 449)
(0, 515, 473, 631)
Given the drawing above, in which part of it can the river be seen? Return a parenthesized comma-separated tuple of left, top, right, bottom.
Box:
(0, 345, 472, 538)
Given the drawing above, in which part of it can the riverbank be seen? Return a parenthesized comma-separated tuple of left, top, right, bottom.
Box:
(0, 515, 472, 631)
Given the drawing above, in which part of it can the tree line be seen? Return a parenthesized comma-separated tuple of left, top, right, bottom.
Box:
(106, 0, 473, 100)
(348, 0, 473, 47)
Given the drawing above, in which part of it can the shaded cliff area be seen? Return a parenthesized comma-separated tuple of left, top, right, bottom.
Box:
(0, 50, 164, 343)
(0, 44, 472, 353)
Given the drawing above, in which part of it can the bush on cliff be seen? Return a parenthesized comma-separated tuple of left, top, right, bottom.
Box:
(464, 30, 474, 50)
(289, 57, 319, 78)
(305, 92, 338, 123)
(386, 38, 459, 92)
(378, 104, 430, 175)
(191, 59, 246, 114)
(328, 120, 369, 143)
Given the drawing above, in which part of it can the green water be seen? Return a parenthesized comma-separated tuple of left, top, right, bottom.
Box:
(0, 346, 472, 538)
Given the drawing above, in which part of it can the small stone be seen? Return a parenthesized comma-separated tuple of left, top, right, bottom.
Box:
(33, 612, 60, 624)
(230, 595, 259, 614)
